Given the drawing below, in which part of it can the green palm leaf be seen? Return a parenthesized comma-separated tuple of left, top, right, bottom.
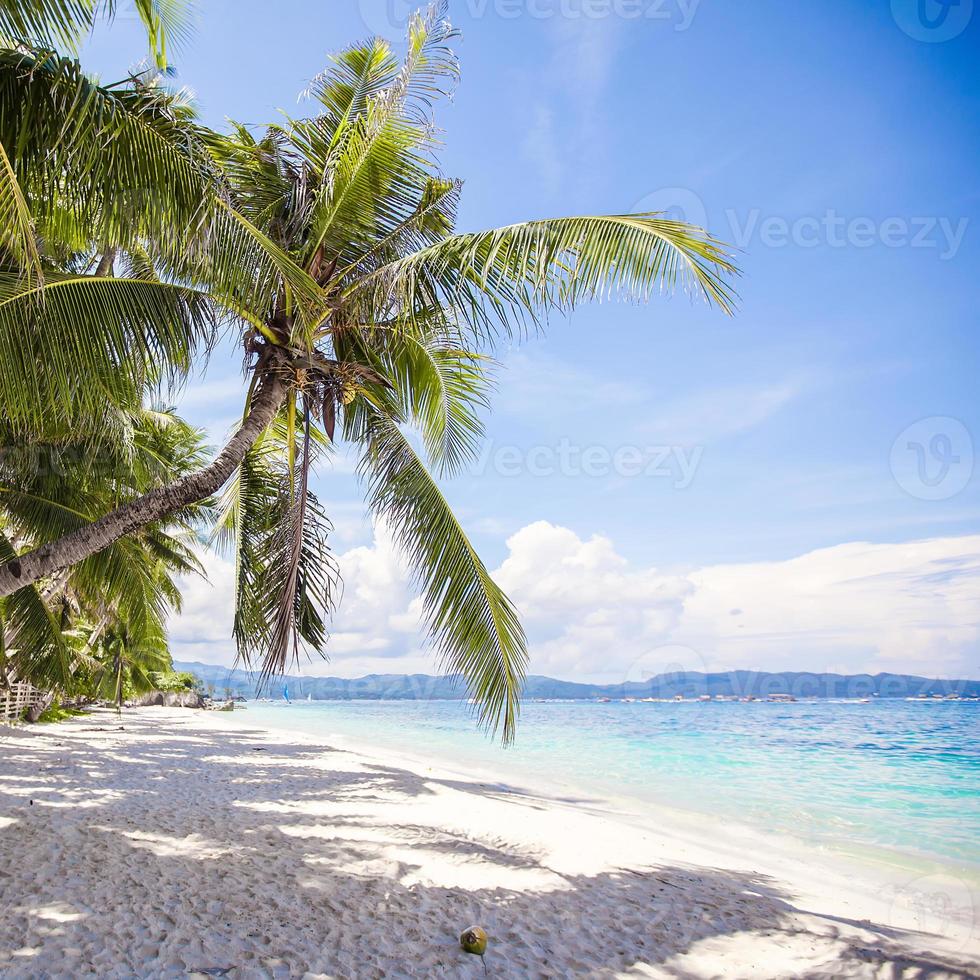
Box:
(351, 213, 739, 340)
(341, 321, 491, 476)
(212, 421, 339, 680)
(0, 533, 70, 689)
(354, 407, 527, 742)
(0, 0, 193, 67)
(0, 273, 215, 433)
(0, 140, 41, 283)
(298, 6, 458, 270)
(0, 49, 218, 251)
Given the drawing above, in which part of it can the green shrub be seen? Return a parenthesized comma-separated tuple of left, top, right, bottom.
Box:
(148, 671, 201, 693)
(36, 704, 89, 724)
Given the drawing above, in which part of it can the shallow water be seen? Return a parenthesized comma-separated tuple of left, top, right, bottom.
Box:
(235, 698, 979, 873)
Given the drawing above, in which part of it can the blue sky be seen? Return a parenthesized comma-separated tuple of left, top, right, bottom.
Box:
(84, 1, 979, 681)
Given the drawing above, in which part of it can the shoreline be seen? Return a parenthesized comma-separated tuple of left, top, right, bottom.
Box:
(228, 699, 980, 883)
(1, 707, 977, 978)
(212, 705, 980, 942)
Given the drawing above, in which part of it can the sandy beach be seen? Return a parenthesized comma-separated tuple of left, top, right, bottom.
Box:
(0, 708, 977, 979)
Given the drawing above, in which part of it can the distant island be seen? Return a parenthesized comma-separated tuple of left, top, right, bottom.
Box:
(174, 661, 980, 702)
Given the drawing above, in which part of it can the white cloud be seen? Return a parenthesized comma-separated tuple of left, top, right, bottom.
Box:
(493, 522, 692, 678)
(546, 14, 620, 94)
(516, 14, 621, 195)
(499, 524, 979, 682)
(174, 376, 248, 411)
(171, 520, 980, 684)
(677, 538, 980, 679)
(170, 523, 426, 674)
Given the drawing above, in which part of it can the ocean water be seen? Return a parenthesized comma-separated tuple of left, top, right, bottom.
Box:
(232, 698, 979, 874)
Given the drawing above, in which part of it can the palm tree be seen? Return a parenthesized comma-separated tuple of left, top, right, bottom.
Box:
(0, 404, 211, 696)
(0, 6, 738, 739)
(0, 0, 193, 68)
(82, 618, 172, 710)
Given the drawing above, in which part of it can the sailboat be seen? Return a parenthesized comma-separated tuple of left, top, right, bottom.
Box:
(283, 684, 291, 704)
(307, 693, 312, 702)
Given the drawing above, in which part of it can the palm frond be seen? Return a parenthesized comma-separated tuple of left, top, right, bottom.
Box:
(211, 417, 339, 681)
(350, 214, 739, 341)
(341, 321, 491, 475)
(353, 407, 526, 742)
(0, 273, 215, 433)
(0, 0, 194, 67)
(0, 48, 218, 251)
(297, 6, 459, 271)
(0, 532, 70, 689)
(0, 0, 96, 49)
(302, 35, 398, 130)
(130, 0, 196, 69)
(0, 140, 41, 283)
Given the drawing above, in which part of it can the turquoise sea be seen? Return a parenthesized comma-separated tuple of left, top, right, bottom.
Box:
(232, 698, 979, 875)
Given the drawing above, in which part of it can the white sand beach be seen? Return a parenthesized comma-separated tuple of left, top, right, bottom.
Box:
(0, 707, 977, 979)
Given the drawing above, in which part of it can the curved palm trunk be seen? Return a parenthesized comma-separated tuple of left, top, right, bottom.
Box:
(26, 689, 55, 723)
(114, 652, 123, 710)
(0, 373, 287, 598)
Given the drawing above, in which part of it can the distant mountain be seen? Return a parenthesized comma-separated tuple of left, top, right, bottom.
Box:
(173, 661, 980, 701)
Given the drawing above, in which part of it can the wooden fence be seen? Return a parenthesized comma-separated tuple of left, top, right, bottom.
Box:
(0, 683, 49, 724)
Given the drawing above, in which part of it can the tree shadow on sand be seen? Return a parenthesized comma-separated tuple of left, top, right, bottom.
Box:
(0, 713, 976, 979)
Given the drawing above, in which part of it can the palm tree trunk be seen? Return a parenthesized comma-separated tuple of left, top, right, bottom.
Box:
(0, 372, 287, 598)
(26, 689, 55, 723)
(95, 247, 117, 276)
(0, 613, 8, 689)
